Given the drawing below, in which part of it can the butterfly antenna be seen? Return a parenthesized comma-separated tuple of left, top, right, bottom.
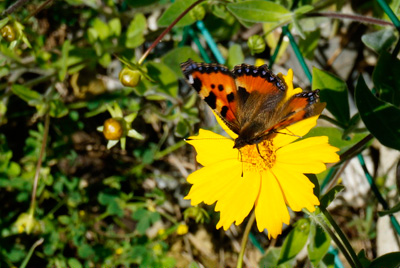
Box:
(274, 129, 302, 138)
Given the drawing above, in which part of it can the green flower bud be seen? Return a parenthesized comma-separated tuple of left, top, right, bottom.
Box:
(248, 34, 266, 55)
(119, 67, 141, 87)
(1, 25, 16, 42)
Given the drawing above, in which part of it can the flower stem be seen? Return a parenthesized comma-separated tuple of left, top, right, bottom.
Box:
(236, 211, 255, 268)
(321, 208, 363, 268)
(29, 113, 50, 216)
(137, 0, 205, 65)
(307, 11, 393, 27)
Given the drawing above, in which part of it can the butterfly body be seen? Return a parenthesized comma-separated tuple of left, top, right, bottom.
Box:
(181, 59, 325, 149)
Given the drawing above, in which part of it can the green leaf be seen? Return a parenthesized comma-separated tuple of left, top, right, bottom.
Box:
(278, 219, 310, 264)
(294, 5, 314, 16)
(125, 0, 159, 7)
(78, 244, 95, 259)
(59, 40, 70, 81)
(355, 75, 400, 150)
(372, 51, 400, 106)
(137, 61, 178, 97)
(49, 99, 69, 118)
(132, 208, 161, 235)
(227, 1, 291, 23)
(226, 44, 244, 70)
(92, 18, 110, 40)
(158, 0, 197, 27)
(109, 18, 121, 36)
(161, 46, 202, 78)
(368, 252, 400, 268)
(308, 223, 331, 266)
(68, 258, 83, 268)
(362, 29, 397, 54)
(306, 174, 320, 198)
(358, 249, 371, 268)
(320, 185, 345, 209)
(312, 67, 350, 124)
(0, 17, 10, 29)
(98, 192, 124, 217)
(378, 201, 400, 216)
(126, 13, 146, 48)
(11, 84, 42, 104)
(259, 247, 292, 268)
(299, 29, 320, 60)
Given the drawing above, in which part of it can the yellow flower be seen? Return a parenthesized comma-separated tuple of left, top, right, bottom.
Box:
(184, 69, 340, 239)
(115, 247, 123, 255)
(176, 223, 189, 235)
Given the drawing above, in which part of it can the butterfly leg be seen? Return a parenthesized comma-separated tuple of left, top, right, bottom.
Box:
(256, 143, 268, 162)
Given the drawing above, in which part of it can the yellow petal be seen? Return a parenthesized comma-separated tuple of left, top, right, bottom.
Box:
(276, 136, 340, 169)
(278, 69, 302, 101)
(255, 169, 290, 239)
(213, 110, 238, 139)
(215, 170, 261, 230)
(185, 160, 241, 206)
(186, 129, 238, 166)
(273, 115, 319, 148)
(271, 167, 319, 212)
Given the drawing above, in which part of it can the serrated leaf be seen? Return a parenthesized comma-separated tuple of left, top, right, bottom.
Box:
(368, 252, 400, 268)
(362, 29, 397, 54)
(372, 51, 400, 106)
(312, 67, 350, 124)
(278, 219, 310, 264)
(355, 75, 400, 150)
(158, 0, 197, 27)
(161, 46, 202, 78)
(320, 185, 345, 209)
(227, 0, 291, 23)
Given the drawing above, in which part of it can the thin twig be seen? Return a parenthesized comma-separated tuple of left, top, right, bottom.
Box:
(1, 0, 30, 16)
(137, 0, 205, 65)
(30, 113, 50, 212)
(307, 11, 394, 27)
(24, 0, 54, 22)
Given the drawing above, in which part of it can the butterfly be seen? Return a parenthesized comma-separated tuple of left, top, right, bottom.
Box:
(180, 59, 325, 149)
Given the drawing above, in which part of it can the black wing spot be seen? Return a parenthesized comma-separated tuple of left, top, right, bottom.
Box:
(211, 84, 215, 89)
(192, 78, 202, 92)
(218, 84, 224, 91)
(204, 91, 217, 109)
(237, 86, 250, 104)
(227, 92, 235, 103)
(220, 106, 229, 118)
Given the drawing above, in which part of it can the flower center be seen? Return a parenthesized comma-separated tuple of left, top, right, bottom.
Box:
(240, 140, 276, 171)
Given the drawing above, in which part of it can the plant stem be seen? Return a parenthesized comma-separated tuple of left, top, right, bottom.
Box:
(319, 114, 347, 129)
(137, 0, 205, 65)
(236, 211, 255, 268)
(19, 238, 44, 268)
(338, 134, 373, 163)
(1, 0, 30, 16)
(307, 11, 394, 27)
(321, 208, 363, 268)
(29, 113, 50, 215)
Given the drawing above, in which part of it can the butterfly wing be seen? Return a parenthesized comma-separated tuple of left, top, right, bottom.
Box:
(230, 64, 287, 147)
(271, 90, 325, 132)
(180, 59, 240, 133)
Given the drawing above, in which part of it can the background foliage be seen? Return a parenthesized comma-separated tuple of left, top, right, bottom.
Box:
(1, 0, 400, 267)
